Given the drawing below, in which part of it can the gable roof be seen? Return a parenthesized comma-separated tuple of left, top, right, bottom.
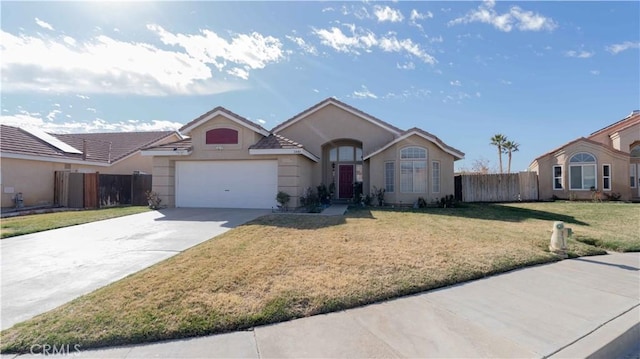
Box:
(0, 124, 178, 165)
(180, 106, 269, 137)
(588, 110, 640, 139)
(529, 136, 629, 167)
(140, 138, 194, 156)
(364, 127, 465, 161)
(271, 97, 403, 135)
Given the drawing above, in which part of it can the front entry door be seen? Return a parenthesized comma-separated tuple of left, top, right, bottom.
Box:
(338, 164, 354, 199)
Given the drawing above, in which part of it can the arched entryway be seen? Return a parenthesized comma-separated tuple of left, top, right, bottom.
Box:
(323, 140, 363, 200)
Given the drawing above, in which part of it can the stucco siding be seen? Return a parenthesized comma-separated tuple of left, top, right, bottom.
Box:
(187, 115, 262, 161)
(1, 158, 58, 207)
(369, 135, 456, 206)
(532, 140, 631, 201)
(276, 104, 397, 158)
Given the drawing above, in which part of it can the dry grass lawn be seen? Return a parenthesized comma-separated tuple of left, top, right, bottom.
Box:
(2, 202, 635, 353)
(1, 206, 151, 238)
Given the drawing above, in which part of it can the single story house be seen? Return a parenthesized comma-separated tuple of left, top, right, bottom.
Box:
(142, 98, 465, 209)
(0, 125, 181, 208)
(529, 110, 640, 201)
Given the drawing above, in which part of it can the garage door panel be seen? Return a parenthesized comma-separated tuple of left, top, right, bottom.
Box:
(176, 161, 278, 209)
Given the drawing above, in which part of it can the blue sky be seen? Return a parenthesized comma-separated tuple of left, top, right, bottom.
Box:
(1, 1, 638, 172)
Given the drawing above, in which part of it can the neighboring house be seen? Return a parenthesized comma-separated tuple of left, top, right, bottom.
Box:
(529, 110, 640, 201)
(142, 98, 465, 209)
(0, 125, 181, 208)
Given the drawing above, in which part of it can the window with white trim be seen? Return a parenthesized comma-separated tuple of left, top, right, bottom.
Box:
(384, 162, 395, 193)
(553, 165, 563, 190)
(400, 147, 427, 193)
(569, 152, 597, 190)
(631, 164, 637, 188)
(602, 164, 611, 191)
(432, 161, 440, 193)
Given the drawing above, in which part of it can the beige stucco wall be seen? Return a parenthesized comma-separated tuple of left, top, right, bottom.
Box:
(611, 122, 640, 153)
(531, 140, 631, 201)
(369, 135, 456, 205)
(150, 115, 320, 208)
(277, 104, 397, 186)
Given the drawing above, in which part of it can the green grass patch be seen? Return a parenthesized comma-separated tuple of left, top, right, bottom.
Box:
(1, 206, 151, 238)
(2, 202, 633, 353)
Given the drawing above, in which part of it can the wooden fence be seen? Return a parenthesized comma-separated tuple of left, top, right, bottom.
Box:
(54, 172, 151, 208)
(455, 172, 539, 202)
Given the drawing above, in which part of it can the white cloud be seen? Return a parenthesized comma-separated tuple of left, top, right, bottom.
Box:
(410, 9, 433, 21)
(373, 5, 404, 23)
(590, 70, 600, 75)
(449, 0, 556, 32)
(606, 41, 640, 54)
(86, 107, 97, 112)
(226, 67, 249, 80)
(286, 35, 318, 55)
(565, 50, 594, 58)
(352, 85, 377, 99)
(312, 25, 436, 64)
(397, 62, 415, 70)
(76, 94, 90, 100)
(0, 111, 182, 133)
(46, 109, 62, 121)
(256, 119, 266, 125)
(429, 35, 444, 43)
(35, 17, 54, 31)
(500, 79, 512, 85)
(148, 24, 284, 73)
(450, 80, 462, 86)
(384, 88, 431, 100)
(322, 7, 335, 12)
(1, 27, 257, 96)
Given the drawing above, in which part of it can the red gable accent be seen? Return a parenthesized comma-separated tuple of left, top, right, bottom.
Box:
(206, 128, 238, 144)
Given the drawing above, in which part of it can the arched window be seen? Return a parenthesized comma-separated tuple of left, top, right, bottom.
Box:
(630, 145, 640, 158)
(206, 128, 238, 144)
(569, 152, 596, 190)
(400, 147, 427, 193)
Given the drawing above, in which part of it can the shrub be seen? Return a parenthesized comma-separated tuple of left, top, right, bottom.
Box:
(276, 191, 291, 210)
(145, 191, 162, 210)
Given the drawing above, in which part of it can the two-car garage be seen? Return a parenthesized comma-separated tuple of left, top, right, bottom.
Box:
(175, 160, 278, 209)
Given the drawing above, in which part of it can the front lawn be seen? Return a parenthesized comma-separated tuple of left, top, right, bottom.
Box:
(1, 202, 635, 353)
(0, 206, 151, 238)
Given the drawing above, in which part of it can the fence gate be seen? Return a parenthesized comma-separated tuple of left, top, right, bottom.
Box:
(132, 173, 152, 206)
(456, 172, 539, 202)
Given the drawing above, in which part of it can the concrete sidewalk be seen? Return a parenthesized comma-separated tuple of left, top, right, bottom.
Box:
(6, 252, 639, 358)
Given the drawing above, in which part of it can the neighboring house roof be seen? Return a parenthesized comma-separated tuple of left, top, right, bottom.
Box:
(140, 138, 194, 156)
(529, 136, 630, 167)
(0, 124, 179, 165)
(272, 97, 404, 135)
(364, 127, 465, 161)
(249, 134, 319, 162)
(179, 106, 269, 137)
(588, 110, 640, 139)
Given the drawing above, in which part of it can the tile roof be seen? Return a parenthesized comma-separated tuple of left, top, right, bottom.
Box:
(141, 138, 193, 152)
(404, 127, 465, 158)
(0, 125, 177, 164)
(179, 106, 268, 134)
(249, 134, 305, 150)
(272, 97, 404, 134)
(588, 110, 640, 138)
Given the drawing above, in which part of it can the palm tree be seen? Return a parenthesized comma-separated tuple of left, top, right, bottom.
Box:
(503, 140, 520, 174)
(490, 134, 508, 173)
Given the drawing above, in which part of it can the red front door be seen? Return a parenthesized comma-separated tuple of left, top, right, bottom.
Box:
(338, 164, 354, 199)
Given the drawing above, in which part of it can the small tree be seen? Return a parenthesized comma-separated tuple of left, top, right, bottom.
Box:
(276, 191, 290, 211)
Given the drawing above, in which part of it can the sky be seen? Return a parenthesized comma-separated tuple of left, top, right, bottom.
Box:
(1, 1, 639, 172)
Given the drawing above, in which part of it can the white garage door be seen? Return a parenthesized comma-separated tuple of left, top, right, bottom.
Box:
(176, 161, 278, 209)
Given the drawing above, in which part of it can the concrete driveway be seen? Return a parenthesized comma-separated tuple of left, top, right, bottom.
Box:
(0, 208, 269, 330)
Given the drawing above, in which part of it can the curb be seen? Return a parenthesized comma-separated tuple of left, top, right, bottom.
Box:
(550, 305, 639, 359)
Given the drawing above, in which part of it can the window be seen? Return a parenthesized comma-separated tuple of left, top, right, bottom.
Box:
(385, 162, 395, 193)
(569, 152, 596, 190)
(338, 146, 354, 161)
(602, 164, 611, 191)
(432, 161, 440, 193)
(329, 148, 337, 162)
(631, 164, 637, 188)
(205, 128, 238, 144)
(631, 145, 640, 158)
(400, 147, 427, 193)
(553, 165, 563, 190)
